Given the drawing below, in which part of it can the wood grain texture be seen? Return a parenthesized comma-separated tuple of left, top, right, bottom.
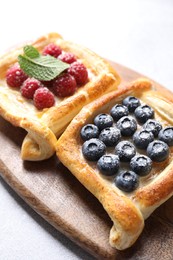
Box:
(0, 62, 173, 259)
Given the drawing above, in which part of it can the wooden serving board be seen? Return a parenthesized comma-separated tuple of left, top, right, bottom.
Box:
(0, 62, 173, 260)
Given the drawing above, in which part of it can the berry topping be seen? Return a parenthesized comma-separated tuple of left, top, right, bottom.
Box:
(134, 104, 154, 124)
(133, 130, 154, 149)
(52, 73, 77, 97)
(80, 124, 100, 141)
(117, 116, 137, 136)
(82, 138, 106, 161)
(99, 127, 121, 146)
(6, 64, 28, 88)
(158, 127, 173, 146)
(110, 104, 129, 121)
(33, 87, 55, 110)
(42, 43, 62, 58)
(115, 141, 136, 162)
(147, 140, 169, 162)
(79, 95, 173, 192)
(97, 154, 120, 176)
(94, 113, 113, 130)
(20, 78, 43, 99)
(143, 119, 162, 137)
(130, 155, 152, 176)
(122, 96, 141, 112)
(115, 170, 139, 192)
(68, 61, 88, 85)
(58, 52, 77, 64)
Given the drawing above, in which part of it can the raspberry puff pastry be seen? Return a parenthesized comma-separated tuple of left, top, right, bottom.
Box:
(56, 78, 173, 250)
(0, 33, 120, 161)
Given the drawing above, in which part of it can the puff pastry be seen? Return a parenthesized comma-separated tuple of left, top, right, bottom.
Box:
(0, 33, 120, 161)
(56, 78, 173, 250)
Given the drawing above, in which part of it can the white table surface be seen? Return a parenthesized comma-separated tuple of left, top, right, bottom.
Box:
(0, 0, 173, 259)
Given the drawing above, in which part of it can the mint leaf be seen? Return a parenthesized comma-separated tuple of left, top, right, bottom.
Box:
(18, 45, 70, 81)
(24, 45, 40, 58)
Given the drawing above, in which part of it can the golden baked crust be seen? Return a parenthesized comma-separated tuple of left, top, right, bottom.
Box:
(56, 78, 173, 250)
(0, 33, 120, 161)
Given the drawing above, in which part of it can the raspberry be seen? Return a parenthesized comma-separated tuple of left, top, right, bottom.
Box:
(68, 61, 88, 86)
(58, 52, 77, 64)
(21, 78, 43, 99)
(33, 87, 55, 110)
(42, 43, 62, 58)
(6, 63, 28, 88)
(52, 73, 77, 97)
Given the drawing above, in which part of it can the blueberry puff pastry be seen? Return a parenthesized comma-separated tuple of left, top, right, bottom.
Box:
(56, 78, 173, 250)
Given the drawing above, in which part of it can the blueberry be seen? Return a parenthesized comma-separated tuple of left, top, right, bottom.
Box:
(130, 155, 152, 176)
(94, 113, 113, 130)
(110, 104, 129, 121)
(115, 170, 139, 192)
(117, 116, 137, 136)
(134, 104, 154, 124)
(158, 127, 173, 146)
(122, 96, 141, 112)
(143, 119, 162, 137)
(97, 154, 120, 176)
(147, 140, 169, 162)
(115, 141, 136, 162)
(133, 130, 154, 149)
(82, 138, 106, 161)
(80, 124, 100, 141)
(99, 127, 121, 146)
